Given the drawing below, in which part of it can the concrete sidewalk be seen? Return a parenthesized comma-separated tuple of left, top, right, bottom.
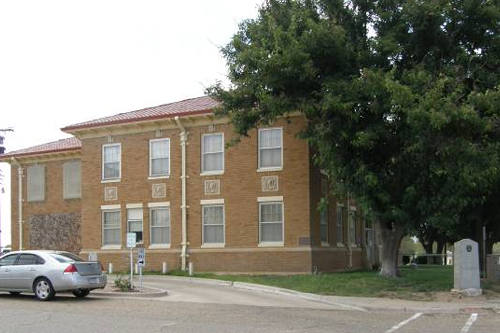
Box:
(130, 274, 500, 314)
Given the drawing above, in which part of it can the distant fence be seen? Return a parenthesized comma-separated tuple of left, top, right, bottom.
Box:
(400, 254, 452, 266)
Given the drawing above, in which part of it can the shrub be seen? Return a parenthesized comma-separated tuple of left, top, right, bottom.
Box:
(114, 276, 133, 292)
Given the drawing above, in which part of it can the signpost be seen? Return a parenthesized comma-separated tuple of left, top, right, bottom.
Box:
(137, 247, 145, 290)
(126, 233, 136, 285)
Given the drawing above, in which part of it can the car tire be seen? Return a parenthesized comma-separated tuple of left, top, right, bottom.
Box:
(33, 278, 55, 301)
(9, 292, 21, 295)
(72, 289, 90, 298)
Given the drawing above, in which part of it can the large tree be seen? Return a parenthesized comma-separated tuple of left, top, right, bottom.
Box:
(208, 0, 500, 277)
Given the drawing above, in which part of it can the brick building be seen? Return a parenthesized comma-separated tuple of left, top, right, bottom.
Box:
(0, 96, 371, 273)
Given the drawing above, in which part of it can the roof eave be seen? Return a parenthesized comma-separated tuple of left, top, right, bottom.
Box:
(0, 147, 81, 162)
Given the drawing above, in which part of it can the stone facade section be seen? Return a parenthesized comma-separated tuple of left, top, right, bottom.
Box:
(104, 186, 118, 201)
(29, 213, 81, 253)
(261, 175, 279, 192)
(204, 179, 220, 195)
(152, 183, 167, 198)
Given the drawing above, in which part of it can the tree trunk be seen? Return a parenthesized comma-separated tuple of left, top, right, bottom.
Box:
(375, 220, 405, 277)
(436, 240, 445, 265)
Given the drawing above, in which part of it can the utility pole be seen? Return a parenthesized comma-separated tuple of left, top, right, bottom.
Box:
(0, 127, 14, 251)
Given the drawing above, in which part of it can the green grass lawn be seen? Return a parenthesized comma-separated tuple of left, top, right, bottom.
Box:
(165, 265, 455, 299)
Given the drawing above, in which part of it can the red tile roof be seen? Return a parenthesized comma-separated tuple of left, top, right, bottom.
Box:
(0, 137, 81, 159)
(62, 96, 220, 132)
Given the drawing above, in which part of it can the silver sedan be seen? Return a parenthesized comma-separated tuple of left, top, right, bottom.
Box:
(0, 250, 107, 301)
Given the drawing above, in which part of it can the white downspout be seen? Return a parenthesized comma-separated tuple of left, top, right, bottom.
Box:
(174, 116, 188, 271)
(11, 157, 23, 250)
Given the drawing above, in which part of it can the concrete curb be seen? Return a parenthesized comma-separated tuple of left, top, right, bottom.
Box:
(139, 275, 500, 314)
(91, 286, 168, 298)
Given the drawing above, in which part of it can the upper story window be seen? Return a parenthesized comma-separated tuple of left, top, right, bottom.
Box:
(150, 139, 170, 177)
(201, 133, 224, 174)
(63, 160, 81, 199)
(349, 208, 357, 246)
(258, 128, 282, 170)
(102, 143, 121, 181)
(27, 164, 45, 202)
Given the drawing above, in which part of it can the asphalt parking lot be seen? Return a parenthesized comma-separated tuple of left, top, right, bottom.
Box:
(0, 277, 498, 333)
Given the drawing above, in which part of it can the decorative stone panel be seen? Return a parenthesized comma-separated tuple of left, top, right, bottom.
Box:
(204, 179, 220, 195)
(261, 176, 279, 192)
(104, 186, 118, 201)
(29, 213, 81, 253)
(152, 183, 167, 198)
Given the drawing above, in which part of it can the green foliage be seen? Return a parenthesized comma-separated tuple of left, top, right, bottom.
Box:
(208, 0, 500, 244)
(114, 276, 133, 292)
(400, 236, 425, 255)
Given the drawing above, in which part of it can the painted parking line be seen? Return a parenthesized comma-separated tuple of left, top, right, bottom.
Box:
(460, 313, 478, 333)
(384, 313, 423, 333)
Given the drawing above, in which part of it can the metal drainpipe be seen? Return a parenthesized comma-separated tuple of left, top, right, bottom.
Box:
(11, 157, 23, 250)
(174, 116, 188, 271)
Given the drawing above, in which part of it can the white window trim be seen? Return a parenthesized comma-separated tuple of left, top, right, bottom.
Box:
(257, 127, 283, 172)
(101, 204, 121, 210)
(149, 138, 170, 178)
(147, 201, 170, 208)
(126, 203, 143, 209)
(201, 132, 224, 174)
(127, 207, 144, 244)
(257, 196, 283, 202)
(101, 209, 121, 248)
(102, 143, 121, 181)
(201, 204, 225, 247)
(258, 200, 285, 247)
(321, 241, 330, 247)
(149, 206, 171, 248)
(200, 198, 224, 205)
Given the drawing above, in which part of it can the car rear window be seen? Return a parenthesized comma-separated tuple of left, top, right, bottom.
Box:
(50, 253, 84, 263)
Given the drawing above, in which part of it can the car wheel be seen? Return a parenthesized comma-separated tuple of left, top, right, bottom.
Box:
(33, 278, 55, 301)
(72, 289, 90, 298)
(9, 292, 21, 295)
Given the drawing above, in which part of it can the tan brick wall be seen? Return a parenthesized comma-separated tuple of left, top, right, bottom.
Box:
(78, 116, 313, 272)
(10, 158, 81, 251)
(9, 114, 367, 273)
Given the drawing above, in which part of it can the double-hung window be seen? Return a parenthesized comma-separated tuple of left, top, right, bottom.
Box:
(102, 210, 121, 247)
(202, 204, 224, 246)
(259, 199, 284, 245)
(102, 143, 121, 181)
(127, 208, 143, 243)
(150, 139, 170, 177)
(258, 128, 282, 170)
(201, 133, 224, 174)
(150, 207, 170, 246)
(336, 204, 344, 245)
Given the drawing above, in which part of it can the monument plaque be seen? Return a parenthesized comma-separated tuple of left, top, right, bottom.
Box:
(453, 239, 482, 296)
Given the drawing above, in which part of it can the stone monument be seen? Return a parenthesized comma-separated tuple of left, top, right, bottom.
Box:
(452, 239, 482, 296)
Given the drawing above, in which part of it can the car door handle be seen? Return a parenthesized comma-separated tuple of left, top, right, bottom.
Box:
(30, 268, 36, 271)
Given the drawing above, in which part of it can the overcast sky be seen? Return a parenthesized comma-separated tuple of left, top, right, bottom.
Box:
(0, 0, 262, 247)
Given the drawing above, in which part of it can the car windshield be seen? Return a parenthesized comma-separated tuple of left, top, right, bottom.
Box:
(50, 253, 84, 263)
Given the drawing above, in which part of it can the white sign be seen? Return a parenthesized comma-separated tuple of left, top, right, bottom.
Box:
(137, 248, 145, 267)
(88, 252, 98, 261)
(126, 233, 136, 248)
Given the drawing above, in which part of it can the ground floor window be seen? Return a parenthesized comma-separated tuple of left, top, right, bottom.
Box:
(127, 208, 143, 243)
(259, 201, 283, 244)
(102, 210, 121, 246)
(150, 207, 170, 245)
(202, 204, 224, 245)
(349, 208, 357, 246)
